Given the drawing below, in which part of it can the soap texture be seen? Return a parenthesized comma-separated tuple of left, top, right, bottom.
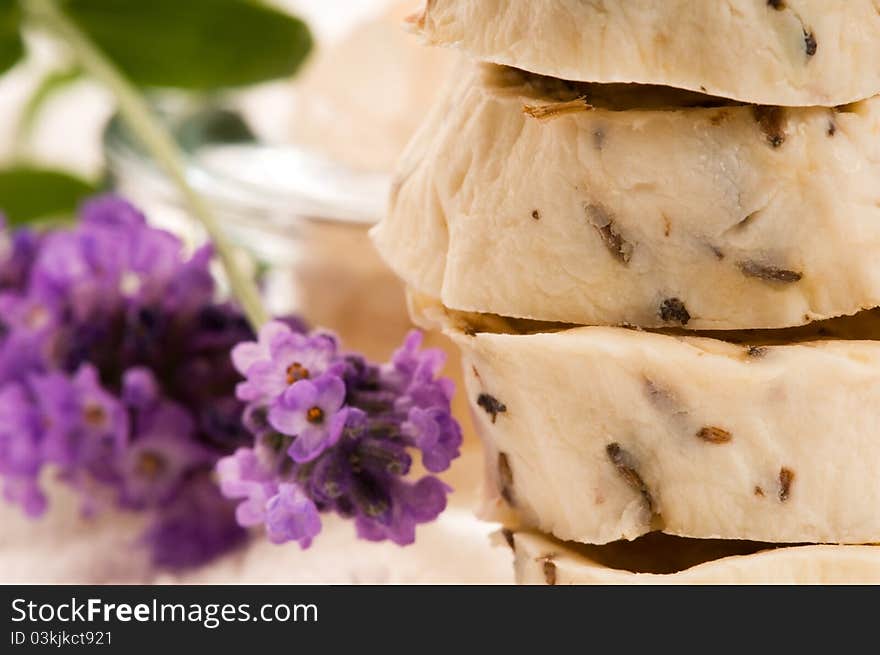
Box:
(413, 0, 880, 106)
(409, 294, 880, 545)
(373, 65, 880, 330)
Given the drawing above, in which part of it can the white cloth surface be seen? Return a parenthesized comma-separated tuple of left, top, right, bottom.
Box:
(0, 468, 513, 584)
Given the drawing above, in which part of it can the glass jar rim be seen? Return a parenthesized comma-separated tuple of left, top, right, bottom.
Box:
(103, 109, 389, 229)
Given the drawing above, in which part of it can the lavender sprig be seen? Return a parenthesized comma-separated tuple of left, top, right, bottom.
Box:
(0, 195, 464, 566)
(218, 325, 462, 548)
(0, 196, 255, 568)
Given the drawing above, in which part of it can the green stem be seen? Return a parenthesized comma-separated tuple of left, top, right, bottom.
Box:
(26, 0, 269, 330)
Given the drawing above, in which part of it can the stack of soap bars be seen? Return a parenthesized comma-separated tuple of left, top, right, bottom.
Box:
(372, 0, 880, 583)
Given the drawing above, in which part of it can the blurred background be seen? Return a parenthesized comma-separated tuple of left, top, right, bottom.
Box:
(0, 0, 512, 584)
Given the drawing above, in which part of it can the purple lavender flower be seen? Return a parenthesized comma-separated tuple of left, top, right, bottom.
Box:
(79, 193, 147, 228)
(217, 447, 278, 527)
(0, 194, 263, 569)
(0, 288, 59, 336)
(69, 365, 129, 448)
(0, 327, 48, 386)
(220, 328, 462, 549)
(233, 321, 341, 403)
(0, 383, 46, 516)
(160, 244, 215, 315)
(388, 331, 455, 412)
(402, 406, 462, 473)
(268, 374, 348, 463)
(119, 398, 212, 508)
(265, 483, 321, 548)
(121, 366, 159, 409)
(29, 366, 128, 472)
(142, 473, 247, 570)
(30, 196, 187, 318)
(230, 320, 290, 373)
(354, 476, 450, 545)
(0, 215, 40, 292)
(388, 330, 448, 388)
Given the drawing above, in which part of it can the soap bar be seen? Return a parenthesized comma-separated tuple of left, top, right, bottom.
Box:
(373, 65, 880, 330)
(409, 294, 880, 545)
(411, 0, 880, 106)
(511, 531, 880, 585)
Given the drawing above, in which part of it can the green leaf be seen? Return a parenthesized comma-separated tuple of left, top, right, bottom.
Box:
(62, 0, 313, 90)
(0, 0, 25, 74)
(0, 167, 99, 225)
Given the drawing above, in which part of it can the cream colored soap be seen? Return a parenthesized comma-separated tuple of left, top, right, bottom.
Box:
(373, 65, 880, 330)
(512, 531, 880, 585)
(409, 294, 880, 545)
(411, 0, 880, 106)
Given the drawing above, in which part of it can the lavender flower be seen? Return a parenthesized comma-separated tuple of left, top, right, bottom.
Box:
(118, 396, 211, 508)
(32, 366, 129, 472)
(402, 406, 462, 473)
(143, 472, 247, 570)
(0, 382, 45, 516)
(268, 374, 349, 462)
(0, 195, 264, 568)
(0, 215, 40, 292)
(218, 325, 462, 548)
(233, 321, 341, 403)
(265, 483, 321, 547)
(216, 447, 276, 527)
